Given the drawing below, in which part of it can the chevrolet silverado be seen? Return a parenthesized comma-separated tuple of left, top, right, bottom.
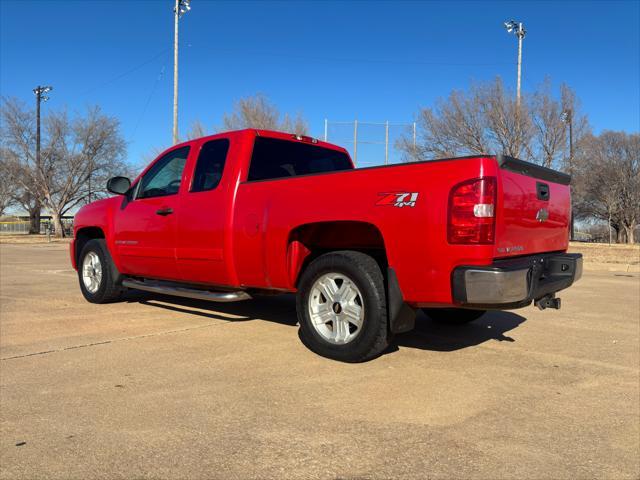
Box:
(71, 129, 582, 362)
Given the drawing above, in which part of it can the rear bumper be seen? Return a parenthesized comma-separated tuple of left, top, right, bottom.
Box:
(452, 253, 583, 309)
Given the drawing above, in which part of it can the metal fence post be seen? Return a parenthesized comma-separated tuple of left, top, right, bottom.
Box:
(353, 119, 358, 166)
(385, 121, 389, 165)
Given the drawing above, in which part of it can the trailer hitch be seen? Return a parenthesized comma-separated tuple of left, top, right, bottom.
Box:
(535, 294, 561, 310)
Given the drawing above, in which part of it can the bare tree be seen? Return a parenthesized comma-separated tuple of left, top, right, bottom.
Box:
(186, 119, 208, 140)
(480, 79, 533, 159)
(397, 88, 490, 161)
(558, 84, 590, 171)
(0, 152, 16, 217)
(0, 98, 42, 232)
(398, 78, 533, 161)
(398, 77, 589, 170)
(573, 131, 639, 243)
(1, 98, 126, 237)
(40, 107, 126, 236)
(221, 94, 308, 135)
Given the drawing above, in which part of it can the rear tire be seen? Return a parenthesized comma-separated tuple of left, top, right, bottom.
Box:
(423, 308, 486, 325)
(78, 239, 124, 304)
(296, 251, 390, 362)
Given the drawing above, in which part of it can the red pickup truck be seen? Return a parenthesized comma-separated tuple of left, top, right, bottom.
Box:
(71, 129, 582, 362)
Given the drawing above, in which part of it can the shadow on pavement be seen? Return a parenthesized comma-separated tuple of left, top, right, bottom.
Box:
(127, 291, 527, 353)
(127, 291, 299, 327)
(390, 310, 526, 354)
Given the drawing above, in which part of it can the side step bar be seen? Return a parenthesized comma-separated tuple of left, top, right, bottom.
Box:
(122, 279, 252, 303)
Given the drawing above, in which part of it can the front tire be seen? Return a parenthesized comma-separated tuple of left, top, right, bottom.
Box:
(423, 308, 486, 324)
(78, 239, 124, 303)
(296, 251, 390, 362)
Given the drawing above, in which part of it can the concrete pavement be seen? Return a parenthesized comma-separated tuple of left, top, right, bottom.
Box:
(1, 243, 638, 479)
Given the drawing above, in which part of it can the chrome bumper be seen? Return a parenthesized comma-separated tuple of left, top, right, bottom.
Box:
(452, 253, 583, 309)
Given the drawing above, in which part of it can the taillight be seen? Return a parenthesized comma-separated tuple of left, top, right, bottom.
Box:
(448, 177, 496, 244)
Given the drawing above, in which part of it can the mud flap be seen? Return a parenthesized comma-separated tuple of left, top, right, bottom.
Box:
(387, 267, 416, 333)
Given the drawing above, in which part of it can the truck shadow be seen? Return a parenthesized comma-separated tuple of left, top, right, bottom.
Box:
(390, 310, 526, 354)
(127, 291, 300, 327)
(127, 292, 526, 354)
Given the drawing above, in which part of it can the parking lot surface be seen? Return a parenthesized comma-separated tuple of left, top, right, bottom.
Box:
(1, 242, 639, 479)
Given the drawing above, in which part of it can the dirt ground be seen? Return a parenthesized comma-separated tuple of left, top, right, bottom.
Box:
(568, 242, 640, 269)
(0, 235, 71, 245)
(0, 242, 639, 479)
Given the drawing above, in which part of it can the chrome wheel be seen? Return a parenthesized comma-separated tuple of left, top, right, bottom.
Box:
(82, 251, 102, 294)
(308, 272, 364, 345)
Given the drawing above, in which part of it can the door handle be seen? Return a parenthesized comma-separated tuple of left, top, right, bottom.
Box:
(156, 207, 174, 216)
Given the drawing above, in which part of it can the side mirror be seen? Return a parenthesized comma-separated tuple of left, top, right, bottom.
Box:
(106, 176, 131, 195)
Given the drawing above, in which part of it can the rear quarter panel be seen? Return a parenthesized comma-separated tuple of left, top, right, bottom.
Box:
(232, 156, 499, 305)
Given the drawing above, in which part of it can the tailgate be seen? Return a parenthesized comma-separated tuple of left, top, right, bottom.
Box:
(494, 155, 571, 258)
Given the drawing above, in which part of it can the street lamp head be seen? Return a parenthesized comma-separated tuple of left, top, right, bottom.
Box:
(176, 0, 191, 17)
(504, 20, 517, 33)
(33, 85, 54, 97)
(504, 20, 526, 38)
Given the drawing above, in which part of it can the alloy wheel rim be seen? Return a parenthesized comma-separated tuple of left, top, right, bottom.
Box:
(82, 251, 102, 294)
(308, 272, 364, 345)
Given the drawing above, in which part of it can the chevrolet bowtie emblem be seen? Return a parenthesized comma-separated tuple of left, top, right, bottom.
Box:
(536, 208, 549, 222)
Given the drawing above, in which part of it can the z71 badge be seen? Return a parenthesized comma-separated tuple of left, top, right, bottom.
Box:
(376, 192, 419, 208)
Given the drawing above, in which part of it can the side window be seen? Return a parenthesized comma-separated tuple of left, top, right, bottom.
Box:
(137, 147, 190, 199)
(191, 139, 230, 192)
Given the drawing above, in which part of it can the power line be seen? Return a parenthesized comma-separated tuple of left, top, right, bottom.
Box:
(130, 62, 168, 141)
(78, 48, 170, 96)
(191, 45, 515, 67)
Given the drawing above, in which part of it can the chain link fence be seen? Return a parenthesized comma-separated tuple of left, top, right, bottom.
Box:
(323, 119, 416, 168)
(0, 218, 74, 237)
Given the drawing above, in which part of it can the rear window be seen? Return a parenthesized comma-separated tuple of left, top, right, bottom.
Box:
(248, 137, 352, 182)
(191, 139, 230, 192)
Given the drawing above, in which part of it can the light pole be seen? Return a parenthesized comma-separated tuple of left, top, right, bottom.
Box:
(562, 109, 575, 241)
(32, 85, 53, 234)
(173, 0, 191, 145)
(504, 20, 526, 107)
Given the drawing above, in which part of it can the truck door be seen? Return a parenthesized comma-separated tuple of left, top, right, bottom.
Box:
(113, 146, 190, 280)
(175, 138, 231, 285)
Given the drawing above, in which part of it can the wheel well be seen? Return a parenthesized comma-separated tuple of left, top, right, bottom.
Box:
(75, 227, 105, 265)
(288, 221, 387, 286)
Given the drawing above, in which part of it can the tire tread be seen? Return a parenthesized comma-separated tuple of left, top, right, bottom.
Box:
(296, 250, 389, 362)
(78, 239, 123, 304)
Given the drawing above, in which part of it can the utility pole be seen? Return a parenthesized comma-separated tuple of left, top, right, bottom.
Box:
(504, 20, 526, 107)
(516, 22, 523, 106)
(324, 118, 328, 141)
(173, 0, 191, 145)
(32, 85, 52, 234)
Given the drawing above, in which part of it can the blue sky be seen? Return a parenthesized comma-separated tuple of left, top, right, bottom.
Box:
(1, 0, 639, 167)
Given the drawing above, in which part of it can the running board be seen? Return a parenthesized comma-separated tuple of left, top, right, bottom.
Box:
(122, 279, 251, 303)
